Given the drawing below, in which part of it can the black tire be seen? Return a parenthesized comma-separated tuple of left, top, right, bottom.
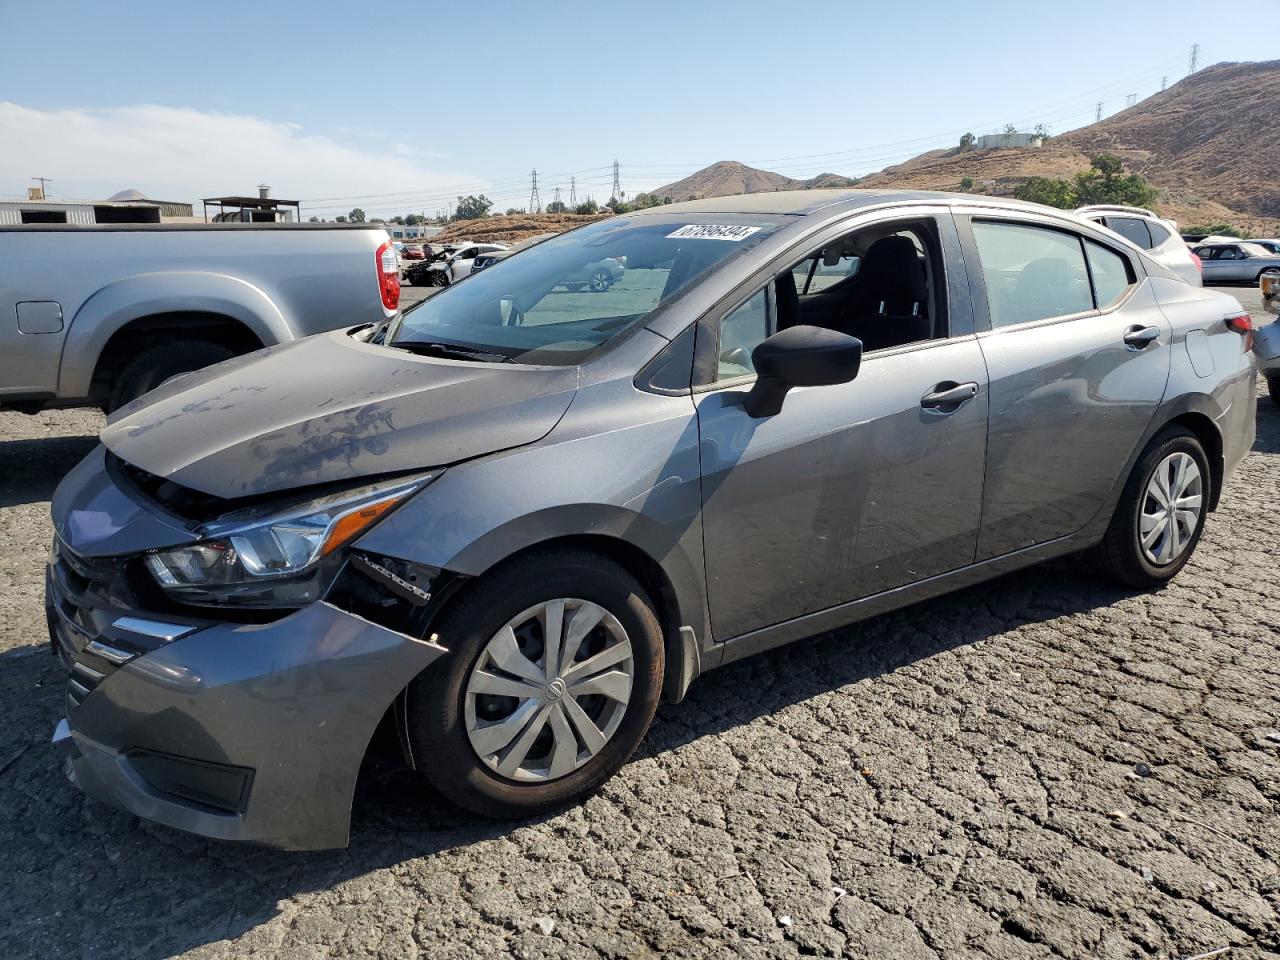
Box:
(1267, 375, 1280, 409)
(1096, 426, 1210, 589)
(406, 550, 664, 819)
(107, 340, 237, 412)
(1259, 268, 1280, 283)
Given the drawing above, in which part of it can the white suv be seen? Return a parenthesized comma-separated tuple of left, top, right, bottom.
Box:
(1075, 205, 1202, 286)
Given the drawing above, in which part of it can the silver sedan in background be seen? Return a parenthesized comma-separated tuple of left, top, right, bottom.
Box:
(1192, 241, 1280, 285)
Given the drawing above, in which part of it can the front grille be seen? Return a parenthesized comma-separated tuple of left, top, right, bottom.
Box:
(46, 537, 205, 712)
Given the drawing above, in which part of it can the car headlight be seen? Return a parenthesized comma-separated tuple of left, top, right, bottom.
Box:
(144, 472, 438, 608)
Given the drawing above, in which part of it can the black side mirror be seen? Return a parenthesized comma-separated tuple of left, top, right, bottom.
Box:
(742, 325, 862, 418)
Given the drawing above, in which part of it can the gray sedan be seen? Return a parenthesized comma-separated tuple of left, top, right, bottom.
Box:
(48, 190, 1256, 849)
(1192, 241, 1280, 284)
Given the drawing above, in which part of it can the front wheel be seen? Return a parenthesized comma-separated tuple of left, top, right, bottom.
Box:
(1260, 268, 1280, 283)
(107, 340, 237, 412)
(588, 269, 612, 292)
(1096, 426, 1209, 588)
(1267, 375, 1280, 409)
(407, 550, 664, 819)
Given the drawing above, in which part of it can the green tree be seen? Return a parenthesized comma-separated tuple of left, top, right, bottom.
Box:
(403, 213, 423, 225)
(453, 195, 493, 220)
(606, 198, 633, 214)
(959, 176, 974, 190)
(308, 216, 321, 222)
(1012, 176, 1079, 209)
(545, 200, 567, 214)
(348, 208, 366, 223)
(1003, 123, 1018, 135)
(1073, 153, 1157, 208)
(959, 132, 976, 150)
(573, 198, 599, 215)
(335, 215, 348, 223)
(505, 207, 524, 216)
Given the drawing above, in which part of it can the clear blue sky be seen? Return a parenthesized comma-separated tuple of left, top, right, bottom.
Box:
(1, 0, 1274, 218)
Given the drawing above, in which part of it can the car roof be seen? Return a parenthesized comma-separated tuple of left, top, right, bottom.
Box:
(624, 188, 1086, 219)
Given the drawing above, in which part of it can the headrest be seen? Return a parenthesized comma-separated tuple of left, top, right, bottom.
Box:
(860, 235, 927, 302)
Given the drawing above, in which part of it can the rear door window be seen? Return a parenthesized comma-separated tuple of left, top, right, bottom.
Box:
(1107, 217, 1153, 249)
(971, 222, 1094, 328)
(1085, 241, 1135, 310)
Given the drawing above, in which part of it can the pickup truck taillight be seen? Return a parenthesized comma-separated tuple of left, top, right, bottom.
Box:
(1224, 311, 1253, 352)
(376, 240, 401, 314)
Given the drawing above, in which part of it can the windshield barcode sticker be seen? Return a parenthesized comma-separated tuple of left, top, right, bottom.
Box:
(666, 224, 762, 242)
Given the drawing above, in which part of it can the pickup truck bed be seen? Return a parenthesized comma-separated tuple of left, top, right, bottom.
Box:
(1, 222, 396, 412)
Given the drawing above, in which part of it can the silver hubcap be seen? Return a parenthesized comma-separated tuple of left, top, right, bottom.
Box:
(1139, 452, 1203, 565)
(464, 599, 633, 782)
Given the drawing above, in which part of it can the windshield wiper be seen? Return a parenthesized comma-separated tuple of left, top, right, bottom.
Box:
(392, 339, 514, 363)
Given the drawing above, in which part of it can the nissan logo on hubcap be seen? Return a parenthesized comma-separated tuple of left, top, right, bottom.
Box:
(542, 678, 567, 703)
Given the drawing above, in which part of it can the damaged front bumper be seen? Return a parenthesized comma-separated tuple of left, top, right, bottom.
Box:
(49, 577, 445, 850)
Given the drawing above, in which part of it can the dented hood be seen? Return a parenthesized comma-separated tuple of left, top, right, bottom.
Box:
(100, 329, 579, 499)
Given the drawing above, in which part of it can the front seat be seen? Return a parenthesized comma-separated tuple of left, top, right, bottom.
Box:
(839, 236, 930, 350)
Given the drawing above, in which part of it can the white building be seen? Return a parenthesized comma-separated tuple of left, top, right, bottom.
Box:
(976, 133, 1045, 150)
(383, 223, 443, 241)
(0, 188, 193, 225)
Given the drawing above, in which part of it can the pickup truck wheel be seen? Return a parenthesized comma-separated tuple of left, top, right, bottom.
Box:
(1095, 426, 1209, 589)
(107, 340, 237, 412)
(1268, 375, 1280, 409)
(406, 550, 664, 819)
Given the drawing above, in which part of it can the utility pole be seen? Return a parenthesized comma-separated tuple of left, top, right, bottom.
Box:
(1125, 93, 1137, 109)
(1095, 102, 1103, 122)
(31, 176, 53, 199)
(529, 169, 541, 214)
(1161, 75, 1167, 91)
(1188, 43, 1200, 74)
(610, 159, 622, 204)
(569, 177, 577, 208)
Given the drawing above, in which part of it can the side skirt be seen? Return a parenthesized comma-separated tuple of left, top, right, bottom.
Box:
(710, 532, 1092, 669)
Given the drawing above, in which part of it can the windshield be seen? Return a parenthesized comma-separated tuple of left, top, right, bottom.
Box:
(389, 214, 783, 364)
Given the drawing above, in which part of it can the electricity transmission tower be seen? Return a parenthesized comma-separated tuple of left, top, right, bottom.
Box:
(610, 159, 622, 203)
(569, 177, 577, 208)
(1188, 43, 1200, 74)
(528, 169, 542, 214)
(552, 186, 562, 209)
(1161, 75, 1167, 91)
(1095, 102, 1103, 122)
(1125, 93, 1137, 108)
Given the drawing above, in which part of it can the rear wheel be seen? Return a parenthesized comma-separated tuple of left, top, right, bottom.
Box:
(107, 340, 237, 412)
(407, 550, 664, 819)
(588, 269, 612, 292)
(1267, 375, 1280, 409)
(1096, 426, 1209, 588)
(1259, 267, 1280, 283)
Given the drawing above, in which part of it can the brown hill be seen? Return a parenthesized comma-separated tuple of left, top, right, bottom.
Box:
(427, 212, 612, 245)
(1056, 59, 1280, 220)
(860, 59, 1280, 232)
(640, 162, 860, 203)
(643, 160, 799, 202)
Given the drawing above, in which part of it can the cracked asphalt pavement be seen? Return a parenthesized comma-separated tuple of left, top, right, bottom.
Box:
(1, 300, 1277, 959)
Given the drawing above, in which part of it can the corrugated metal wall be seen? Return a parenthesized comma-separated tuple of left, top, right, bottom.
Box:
(0, 203, 96, 225)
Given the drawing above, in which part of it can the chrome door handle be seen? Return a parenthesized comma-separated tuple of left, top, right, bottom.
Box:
(920, 381, 979, 410)
(1123, 325, 1161, 349)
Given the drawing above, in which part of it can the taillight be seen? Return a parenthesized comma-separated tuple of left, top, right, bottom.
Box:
(1190, 251, 1202, 272)
(376, 240, 401, 314)
(1224, 311, 1253, 352)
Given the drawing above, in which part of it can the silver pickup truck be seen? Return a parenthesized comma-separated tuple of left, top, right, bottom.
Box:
(1, 223, 398, 412)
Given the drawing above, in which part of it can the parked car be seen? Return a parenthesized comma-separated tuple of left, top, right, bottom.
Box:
(474, 240, 626, 292)
(48, 190, 1256, 849)
(400, 244, 426, 260)
(404, 243, 508, 286)
(1075, 205, 1202, 285)
(1253, 272, 1280, 406)
(471, 233, 556, 273)
(1249, 238, 1280, 255)
(0, 222, 399, 413)
(1190, 241, 1280, 285)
